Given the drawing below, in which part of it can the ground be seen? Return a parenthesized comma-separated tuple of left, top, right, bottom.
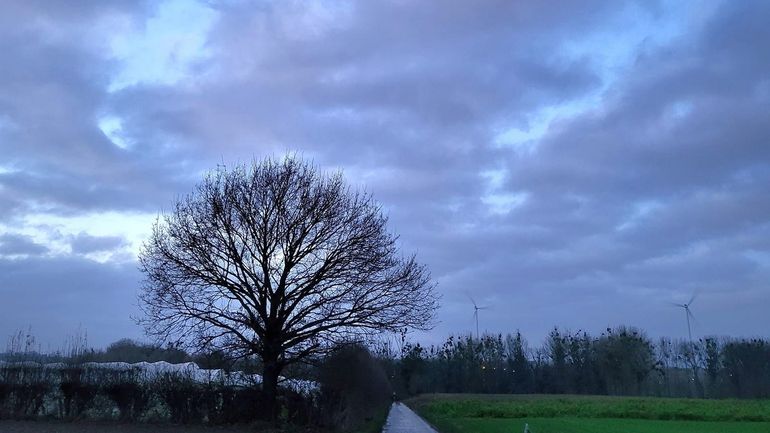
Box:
(0, 421, 262, 433)
(406, 394, 770, 433)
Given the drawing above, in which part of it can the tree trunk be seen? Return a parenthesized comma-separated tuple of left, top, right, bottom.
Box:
(262, 353, 281, 421)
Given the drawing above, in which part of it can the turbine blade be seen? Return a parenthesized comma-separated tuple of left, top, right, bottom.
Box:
(478, 306, 490, 310)
(669, 302, 685, 307)
(688, 292, 698, 306)
(466, 293, 477, 307)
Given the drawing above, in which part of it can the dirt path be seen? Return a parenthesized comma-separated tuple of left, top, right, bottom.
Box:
(382, 403, 438, 433)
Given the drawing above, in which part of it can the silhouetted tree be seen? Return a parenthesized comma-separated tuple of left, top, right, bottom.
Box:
(506, 332, 534, 393)
(703, 337, 721, 396)
(722, 338, 770, 398)
(595, 327, 657, 395)
(545, 328, 568, 393)
(138, 156, 438, 418)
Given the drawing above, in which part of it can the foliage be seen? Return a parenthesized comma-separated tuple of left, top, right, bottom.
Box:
(103, 380, 151, 421)
(319, 344, 392, 431)
(388, 328, 770, 399)
(99, 339, 190, 364)
(721, 338, 770, 398)
(0, 363, 304, 425)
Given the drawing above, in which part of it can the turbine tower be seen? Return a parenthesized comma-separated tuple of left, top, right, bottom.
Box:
(672, 292, 701, 394)
(468, 296, 488, 339)
(672, 293, 698, 344)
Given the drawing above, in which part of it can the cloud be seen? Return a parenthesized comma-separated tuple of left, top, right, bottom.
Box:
(69, 232, 128, 254)
(0, 0, 769, 347)
(0, 0, 194, 221)
(0, 255, 142, 347)
(0, 233, 49, 257)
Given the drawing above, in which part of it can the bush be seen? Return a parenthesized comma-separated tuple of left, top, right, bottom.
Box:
(59, 367, 100, 419)
(0, 362, 320, 426)
(59, 381, 98, 419)
(104, 381, 151, 421)
(6, 383, 49, 418)
(282, 387, 319, 425)
(0, 365, 52, 419)
(319, 344, 392, 431)
(205, 385, 266, 424)
(154, 373, 204, 423)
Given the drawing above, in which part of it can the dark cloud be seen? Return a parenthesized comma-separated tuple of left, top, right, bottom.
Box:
(0, 0, 769, 347)
(464, 0, 770, 342)
(0, 233, 49, 256)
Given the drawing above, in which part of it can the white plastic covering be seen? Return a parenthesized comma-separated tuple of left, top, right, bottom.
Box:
(0, 360, 317, 394)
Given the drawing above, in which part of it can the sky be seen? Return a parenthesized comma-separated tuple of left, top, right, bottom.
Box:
(1, 0, 769, 351)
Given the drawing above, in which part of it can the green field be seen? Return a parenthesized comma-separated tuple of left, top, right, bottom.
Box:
(407, 394, 770, 433)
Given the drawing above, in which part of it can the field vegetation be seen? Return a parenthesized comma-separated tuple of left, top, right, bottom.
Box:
(408, 394, 770, 433)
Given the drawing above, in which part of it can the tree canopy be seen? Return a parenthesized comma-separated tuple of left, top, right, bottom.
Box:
(138, 156, 438, 416)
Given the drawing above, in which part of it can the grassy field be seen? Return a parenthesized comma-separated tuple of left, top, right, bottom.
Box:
(407, 394, 770, 433)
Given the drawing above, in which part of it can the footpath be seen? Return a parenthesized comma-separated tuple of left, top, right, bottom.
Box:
(382, 402, 438, 433)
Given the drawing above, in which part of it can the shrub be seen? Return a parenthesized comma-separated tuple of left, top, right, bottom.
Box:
(319, 344, 392, 431)
(0, 364, 52, 419)
(103, 381, 151, 421)
(154, 373, 204, 423)
(282, 387, 318, 425)
(212, 385, 266, 424)
(11, 383, 49, 418)
(58, 367, 100, 419)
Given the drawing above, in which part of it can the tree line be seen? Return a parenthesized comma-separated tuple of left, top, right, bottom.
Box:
(382, 327, 770, 399)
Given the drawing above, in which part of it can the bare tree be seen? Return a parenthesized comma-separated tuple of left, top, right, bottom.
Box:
(138, 156, 438, 417)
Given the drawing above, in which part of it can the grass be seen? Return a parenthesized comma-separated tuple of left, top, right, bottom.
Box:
(440, 417, 770, 433)
(407, 394, 770, 433)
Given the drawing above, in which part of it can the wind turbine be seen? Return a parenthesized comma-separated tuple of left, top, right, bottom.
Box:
(672, 293, 698, 344)
(672, 292, 702, 392)
(468, 296, 488, 339)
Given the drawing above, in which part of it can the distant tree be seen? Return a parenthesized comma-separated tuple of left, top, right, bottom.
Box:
(703, 337, 721, 396)
(399, 342, 429, 396)
(655, 337, 674, 396)
(101, 339, 189, 363)
(675, 338, 705, 398)
(566, 332, 599, 394)
(595, 326, 658, 395)
(138, 156, 438, 418)
(545, 328, 568, 393)
(722, 338, 770, 398)
(506, 332, 534, 393)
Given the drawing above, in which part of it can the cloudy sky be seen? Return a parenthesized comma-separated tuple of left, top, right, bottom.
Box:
(1, 0, 769, 350)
